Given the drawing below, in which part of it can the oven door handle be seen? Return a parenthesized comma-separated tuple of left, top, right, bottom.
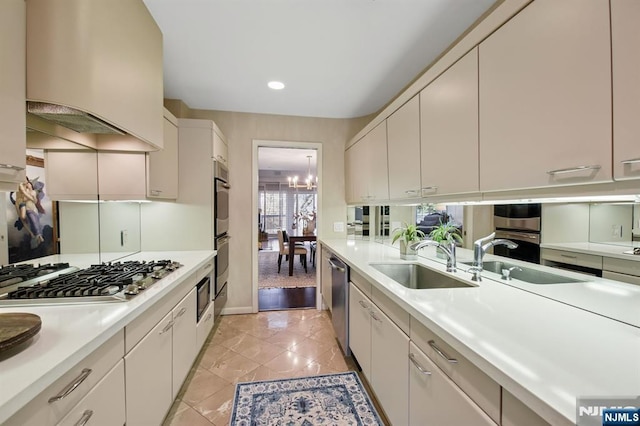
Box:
(494, 230, 540, 245)
(217, 235, 231, 245)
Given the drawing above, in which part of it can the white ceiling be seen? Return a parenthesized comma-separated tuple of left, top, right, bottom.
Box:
(142, 0, 496, 119)
(258, 147, 317, 175)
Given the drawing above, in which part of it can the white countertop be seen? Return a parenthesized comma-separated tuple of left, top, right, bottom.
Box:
(320, 239, 640, 426)
(0, 250, 216, 424)
(542, 241, 640, 261)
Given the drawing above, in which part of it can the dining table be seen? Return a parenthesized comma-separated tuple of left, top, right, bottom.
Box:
(288, 233, 317, 276)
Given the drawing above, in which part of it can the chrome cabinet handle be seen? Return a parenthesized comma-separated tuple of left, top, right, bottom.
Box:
(404, 189, 420, 195)
(204, 313, 213, 322)
(203, 263, 213, 270)
(150, 189, 162, 195)
(421, 186, 438, 195)
(0, 163, 25, 171)
(358, 300, 369, 309)
(369, 311, 382, 323)
(159, 319, 175, 335)
(621, 158, 640, 164)
(428, 340, 458, 363)
(175, 307, 187, 318)
(73, 410, 94, 426)
(48, 368, 92, 403)
(409, 353, 432, 376)
(546, 165, 601, 175)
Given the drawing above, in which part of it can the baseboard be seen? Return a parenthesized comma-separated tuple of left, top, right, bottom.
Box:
(221, 306, 254, 315)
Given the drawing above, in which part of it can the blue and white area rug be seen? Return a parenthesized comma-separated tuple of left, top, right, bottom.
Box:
(230, 372, 384, 425)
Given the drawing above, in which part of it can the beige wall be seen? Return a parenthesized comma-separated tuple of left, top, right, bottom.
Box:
(171, 104, 368, 312)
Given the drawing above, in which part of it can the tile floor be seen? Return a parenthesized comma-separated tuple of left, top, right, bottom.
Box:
(162, 309, 359, 426)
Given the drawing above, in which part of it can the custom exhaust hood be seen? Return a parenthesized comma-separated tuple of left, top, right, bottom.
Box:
(26, 0, 164, 151)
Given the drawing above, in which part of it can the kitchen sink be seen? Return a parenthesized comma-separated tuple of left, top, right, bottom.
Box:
(370, 263, 475, 290)
(460, 261, 586, 284)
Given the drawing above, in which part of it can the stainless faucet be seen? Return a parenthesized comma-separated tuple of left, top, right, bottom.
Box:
(410, 239, 457, 272)
(469, 232, 518, 281)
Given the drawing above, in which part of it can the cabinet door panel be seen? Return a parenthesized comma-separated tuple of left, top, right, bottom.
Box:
(125, 312, 173, 426)
(367, 121, 389, 201)
(370, 304, 409, 426)
(479, 0, 611, 191)
(172, 288, 198, 399)
(612, 0, 640, 180)
(147, 113, 179, 199)
(421, 48, 479, 196)
(409, 342, 496, 426)
(388, 96, 421, 199)
(348, 282, 371, 379)
(0, 0, 26, 185)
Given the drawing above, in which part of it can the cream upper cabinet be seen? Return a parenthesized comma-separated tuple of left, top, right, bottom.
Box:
(213, 129, 229, 166)
(147, 108, 179, 199)
(97, 152, 146, 200)
(612, 0, 640, 181)
(387, 96, 421, 200)
(344, 121, 389, 203)
(421, 48, 479, 197)
(0, 0, 26, 188)
(478, 0, 612, 192)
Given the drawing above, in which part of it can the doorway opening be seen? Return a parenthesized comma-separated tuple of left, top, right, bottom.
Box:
(254, 144, 321, 311)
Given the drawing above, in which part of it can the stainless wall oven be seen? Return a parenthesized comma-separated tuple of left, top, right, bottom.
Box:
(493, 203, 542, 264)
(214, 234, 229, 320)
(214, 160, 230, 238)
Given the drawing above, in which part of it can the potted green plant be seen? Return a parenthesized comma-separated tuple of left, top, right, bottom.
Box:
(429, 221, 463, 258)
(392, 222, 426, 259)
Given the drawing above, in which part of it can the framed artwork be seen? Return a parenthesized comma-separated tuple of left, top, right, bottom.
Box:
(6, 153, 58, 263)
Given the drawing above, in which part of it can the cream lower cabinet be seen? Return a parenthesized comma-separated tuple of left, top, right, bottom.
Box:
(57, 360, 125, 426)
(409, 342, 496, 426)
(125, 287, 198, 425)
(196, 301, 215, 348)
(348, 282, 372, 379)
(612, 0, 640, 181)
(479, 0, 612, 191)
(502, 389, 550, 426)
(125, 311, 174, 426)
(349, 282, 409, 425)
(172, 288, 198, 399)
(370, 301, 409, 425)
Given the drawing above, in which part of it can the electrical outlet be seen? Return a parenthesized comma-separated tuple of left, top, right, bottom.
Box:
(333, 222, 344, 232)
(120, 230, 128, 246)
(611, 225, 622, 238)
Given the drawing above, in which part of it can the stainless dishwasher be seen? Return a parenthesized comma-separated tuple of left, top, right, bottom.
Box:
(329, 256, 350, 356)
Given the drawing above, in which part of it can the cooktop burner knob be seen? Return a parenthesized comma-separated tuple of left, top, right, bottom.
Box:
(125, 284, 139, 296)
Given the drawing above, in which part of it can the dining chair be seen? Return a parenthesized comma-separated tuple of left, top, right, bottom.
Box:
(277, 230, 307, 273)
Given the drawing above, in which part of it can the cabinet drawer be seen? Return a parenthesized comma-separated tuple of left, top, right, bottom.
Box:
(6, 330, 125, 426)
(603, 257, 640, 278)
(350, 269, 371, 297)
(409, 342, 497, 426)
(602, 270, 640, 286)
(541, 248, 602, 269)
(371, 286, 410, 335)
(410, 317, 501, 423)
(57, 360, 125, 426)
(196, 301, 215, 349)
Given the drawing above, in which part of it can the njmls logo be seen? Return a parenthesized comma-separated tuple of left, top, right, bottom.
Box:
(577, 397, 640, 426)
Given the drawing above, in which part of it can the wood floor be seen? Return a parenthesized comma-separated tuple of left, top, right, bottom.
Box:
(258, 287, 316, 310)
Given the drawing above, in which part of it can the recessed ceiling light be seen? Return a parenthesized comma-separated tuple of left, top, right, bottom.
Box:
(268, 81, 285, 90)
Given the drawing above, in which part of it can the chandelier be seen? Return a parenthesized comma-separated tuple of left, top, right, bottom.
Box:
(288, 155, 317, 190)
